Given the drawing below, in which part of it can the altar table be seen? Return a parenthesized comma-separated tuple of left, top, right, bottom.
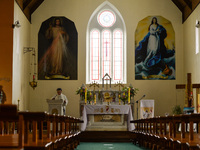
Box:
(81, 105, 135, 131)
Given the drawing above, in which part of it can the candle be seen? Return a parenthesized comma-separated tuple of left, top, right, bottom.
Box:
(110, 78, 111, 88)
(94, 94, 96, 105)
(85, 87, 87, 104)
(128, 88, 130, 104)
(119, 94, 121, 105)
(33, 75, 35, 80)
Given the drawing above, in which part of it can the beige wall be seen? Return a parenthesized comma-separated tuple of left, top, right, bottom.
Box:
(13, 1, 31, 110)
(183, 3, 200, 108)
(29, 0, 184, 118)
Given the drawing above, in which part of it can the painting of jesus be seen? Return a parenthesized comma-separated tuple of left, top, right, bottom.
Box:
(38, 16, 78, 80)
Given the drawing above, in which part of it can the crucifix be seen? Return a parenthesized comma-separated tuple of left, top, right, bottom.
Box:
(89, 81, 99, 104)
(114, 81, 124, 105)
(114, 81, 124, 92)
(176, 73, 200, 111)
(89, 81, 99, 93)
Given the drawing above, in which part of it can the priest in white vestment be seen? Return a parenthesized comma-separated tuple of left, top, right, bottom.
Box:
(52, 88, 68, 114)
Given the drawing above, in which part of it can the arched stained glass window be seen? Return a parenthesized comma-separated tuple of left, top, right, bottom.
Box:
(86, 2, 126, 84)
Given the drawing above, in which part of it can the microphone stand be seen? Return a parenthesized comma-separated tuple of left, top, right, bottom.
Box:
(136, 100, 139, 120)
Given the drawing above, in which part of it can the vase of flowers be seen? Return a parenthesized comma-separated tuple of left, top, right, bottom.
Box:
(120, 92, 128, 105)
(122, 85, 139, 99)
(76, 85, 86, 100)
(87, 91, 93, 104)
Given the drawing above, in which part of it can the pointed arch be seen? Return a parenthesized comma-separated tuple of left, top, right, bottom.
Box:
(86, 1, 126, 84)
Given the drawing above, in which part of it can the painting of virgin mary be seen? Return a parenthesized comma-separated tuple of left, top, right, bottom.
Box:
(135, 16, 175, 80)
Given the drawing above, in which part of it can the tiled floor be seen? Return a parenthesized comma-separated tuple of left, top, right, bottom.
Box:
(75, 142, 147, 150)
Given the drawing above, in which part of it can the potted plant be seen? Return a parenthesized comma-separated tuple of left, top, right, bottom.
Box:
(172, 105, 182, 115)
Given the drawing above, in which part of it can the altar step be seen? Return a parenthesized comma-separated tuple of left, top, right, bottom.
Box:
(86, 122, 127, 131)
(80, 131, 136, 142)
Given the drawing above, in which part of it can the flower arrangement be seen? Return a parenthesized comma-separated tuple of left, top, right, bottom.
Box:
(87, 91, 93, 103)
(76, 86, 86, 100)
(122, 85, 138, 98)
(120, 92, 128, 103)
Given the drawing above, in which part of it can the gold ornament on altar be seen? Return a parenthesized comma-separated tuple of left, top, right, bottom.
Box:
(104, 92, 112, 104)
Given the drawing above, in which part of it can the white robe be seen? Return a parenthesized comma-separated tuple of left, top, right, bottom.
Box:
(51, 93, 68, 114)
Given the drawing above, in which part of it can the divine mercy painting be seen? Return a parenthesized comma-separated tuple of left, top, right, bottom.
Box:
(135, 16, 175, 80)
(38, 16, 78, 80)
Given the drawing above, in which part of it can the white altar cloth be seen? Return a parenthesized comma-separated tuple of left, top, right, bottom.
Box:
(81, 105, 135, 131)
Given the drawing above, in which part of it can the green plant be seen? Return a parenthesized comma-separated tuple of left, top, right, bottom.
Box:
(172, 105, 182, 115)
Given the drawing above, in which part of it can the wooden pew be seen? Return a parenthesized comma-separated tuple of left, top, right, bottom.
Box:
(130, 114, 200, 150)
(0, 105, 83, 150)
(0, 104, 24, 150)
(18, 111, 54, 150)
(185, 113, 200, 150)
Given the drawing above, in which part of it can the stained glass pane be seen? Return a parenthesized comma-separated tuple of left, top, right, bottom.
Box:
(113, 30, 123, 80)
(98, 10, 116, 27)
(102, 30, 111, 77)
(90, 30, 100, 80)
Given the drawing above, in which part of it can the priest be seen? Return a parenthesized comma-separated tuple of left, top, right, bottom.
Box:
(52, 88, 68, 114)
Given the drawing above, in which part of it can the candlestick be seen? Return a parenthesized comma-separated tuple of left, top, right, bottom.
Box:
(128, 88, 130, 104)
(94, 94, 96, 105)
(119, 94, 121, 105)
(17, 99, 20, 111)
(85, 87, 87, 104)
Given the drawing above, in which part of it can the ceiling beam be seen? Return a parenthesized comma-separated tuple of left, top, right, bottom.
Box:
(15, 0, 44, 23)
(183, 0, 192, 10)
(172, 0, 200, 23)
(15, 0, 23, 10)
(23, 0, 32, 10)
(172, 0, 184, 12)
(182, 0, 200, 23)
(30, 0, 44, 14)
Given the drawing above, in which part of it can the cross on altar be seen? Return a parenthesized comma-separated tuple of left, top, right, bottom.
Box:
(102, 73, 111, 90)
(176, 73, 200, 110)
(114, 81, 124, 93)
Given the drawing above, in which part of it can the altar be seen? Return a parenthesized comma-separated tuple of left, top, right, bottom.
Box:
(81, 105, 135, 131)
(79, 74, 137, 131)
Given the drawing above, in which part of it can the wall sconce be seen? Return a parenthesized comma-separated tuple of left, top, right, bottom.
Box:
(24, 47, 37, 90)
(12, 20, 21, 28)
(196, 21, 200, 28)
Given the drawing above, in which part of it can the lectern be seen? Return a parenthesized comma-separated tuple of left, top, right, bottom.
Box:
(46, 99, 65, 115)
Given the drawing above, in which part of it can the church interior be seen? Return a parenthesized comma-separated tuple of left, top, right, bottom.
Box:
(1, 0, 200, 149)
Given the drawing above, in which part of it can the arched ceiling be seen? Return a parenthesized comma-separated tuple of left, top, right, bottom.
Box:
(15, 0, 200, 23)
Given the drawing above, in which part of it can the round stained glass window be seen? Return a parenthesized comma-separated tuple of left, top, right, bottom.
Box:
(98, 10, 116, 27)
